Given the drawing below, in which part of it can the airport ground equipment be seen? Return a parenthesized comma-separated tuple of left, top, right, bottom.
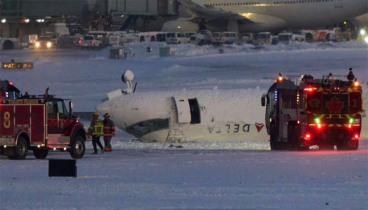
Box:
(0, 80, 87, 159)
(262, 69, 363, 150)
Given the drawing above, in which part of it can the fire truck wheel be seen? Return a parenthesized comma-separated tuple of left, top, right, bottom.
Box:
(337, 141, 359, 151)
(70, 135, 85, 159)
(11, 137, 28, 160)
(270, 124, 277, 150)
(33, 148, 49, 159)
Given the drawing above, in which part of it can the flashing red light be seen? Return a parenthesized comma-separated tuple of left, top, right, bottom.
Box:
(79, 40, 81, 45)
(317, 123, 321, 129)
(305, 133, 311, 139)
(304, 87, 314, 92)
(297, 120, 300, 124)
(9, 82, 13, 85)
(348, 124, 352, 128)
(354, 134, 359, 139)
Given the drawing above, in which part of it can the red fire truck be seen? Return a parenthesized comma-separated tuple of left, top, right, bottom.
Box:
(262, 69, 363, 150)
(0, 80, 87, 159)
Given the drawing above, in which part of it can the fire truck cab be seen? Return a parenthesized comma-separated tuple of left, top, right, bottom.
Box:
(0, 79, 21, 99)
(262, 69, 362, 151)
(0, 80, 87, 159)
(262, 74, 300, 150)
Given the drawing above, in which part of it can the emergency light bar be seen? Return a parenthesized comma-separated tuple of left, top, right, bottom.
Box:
(304, 87, 317, 92)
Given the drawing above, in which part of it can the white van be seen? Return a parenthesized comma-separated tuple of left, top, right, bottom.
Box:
(211, 32, 241, 45)
(166, 32, 188, 44)
(136, 32, 166, 43)
(258, 32, 272, 45)
(278, 33, 305, 45)
(189, 30, 212, 45)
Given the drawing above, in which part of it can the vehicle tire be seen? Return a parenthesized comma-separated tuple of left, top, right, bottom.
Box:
(33, 148, 49, 159)
(347, 141, 359, 150)
(270, 124, 277, 150)
(12, 136, 28, 160)
(70, 134, 85, 159)
(337, 141, 358, 151)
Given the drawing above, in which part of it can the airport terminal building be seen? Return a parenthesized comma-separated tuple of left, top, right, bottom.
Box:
(0, 0, 180, 39)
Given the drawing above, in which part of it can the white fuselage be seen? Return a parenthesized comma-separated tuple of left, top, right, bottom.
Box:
(96, 90, 269, 143)
(192, 0, 368, 32)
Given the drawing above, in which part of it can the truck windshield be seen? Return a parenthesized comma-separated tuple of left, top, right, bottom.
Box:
(281, 91, 297, 109)
(84, 36, 94, 40)
(259, 34, 270, 39)
(38, 37, 51, 41)
(57, 101, 69, 118)
(278, 35, 290, 41)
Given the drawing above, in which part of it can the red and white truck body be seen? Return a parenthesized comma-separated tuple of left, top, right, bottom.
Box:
(0, 80, 87, 159)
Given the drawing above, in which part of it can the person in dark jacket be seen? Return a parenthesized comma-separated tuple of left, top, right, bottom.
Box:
(87, 112, 104, 154)
(103, 113, 115, 152)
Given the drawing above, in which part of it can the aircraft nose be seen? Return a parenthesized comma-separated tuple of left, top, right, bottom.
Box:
(96, 101, 112, 117)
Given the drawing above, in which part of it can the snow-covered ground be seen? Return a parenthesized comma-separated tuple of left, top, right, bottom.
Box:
(0, 41, 368, 209)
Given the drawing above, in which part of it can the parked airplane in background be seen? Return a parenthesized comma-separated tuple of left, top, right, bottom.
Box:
(96, 71, 268, 143)
(162, 0, 368, 33)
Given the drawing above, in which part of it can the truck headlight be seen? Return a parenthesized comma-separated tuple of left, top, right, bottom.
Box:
(360, 29, 366, 36)
(35, 42, 40, 47)
(365, 37, 368, 44)
(47, 42, 52, 48)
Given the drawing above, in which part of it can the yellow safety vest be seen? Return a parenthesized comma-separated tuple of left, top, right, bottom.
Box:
(92, 119, 104, 136)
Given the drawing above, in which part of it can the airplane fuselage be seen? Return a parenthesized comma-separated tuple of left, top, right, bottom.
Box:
(192, 0, 368, 32)
(96, 90, 269, 143)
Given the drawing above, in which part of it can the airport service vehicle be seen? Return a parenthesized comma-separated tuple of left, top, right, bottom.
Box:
(241, 33, 255, 44)
(166, 32, 189, 44)
(278, 33, 305, 44)
(96, 71, 268, 143)
(80, 35, 101, 49)
(301, 28, 343, 42)
(261, 69, 363, 150)
(257, 32, 278, 45)
(0, 80, 87, 159)
(189, 30, 212, 45)
(211, 32, 241, 45)
(34, 35, 55, 49)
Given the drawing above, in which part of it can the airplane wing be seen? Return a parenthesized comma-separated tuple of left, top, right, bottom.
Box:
(179, 0, 253, 22)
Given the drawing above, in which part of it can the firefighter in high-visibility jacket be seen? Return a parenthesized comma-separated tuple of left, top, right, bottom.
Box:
(103, 113, 115, 152)
(87, 112, 104, 154)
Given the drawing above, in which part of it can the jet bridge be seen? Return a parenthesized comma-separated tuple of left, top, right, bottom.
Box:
(107, 0, 178, 16)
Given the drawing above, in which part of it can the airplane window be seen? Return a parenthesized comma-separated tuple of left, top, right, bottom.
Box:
(147, 119, 169, 131)
(128, 122, 151, 137)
